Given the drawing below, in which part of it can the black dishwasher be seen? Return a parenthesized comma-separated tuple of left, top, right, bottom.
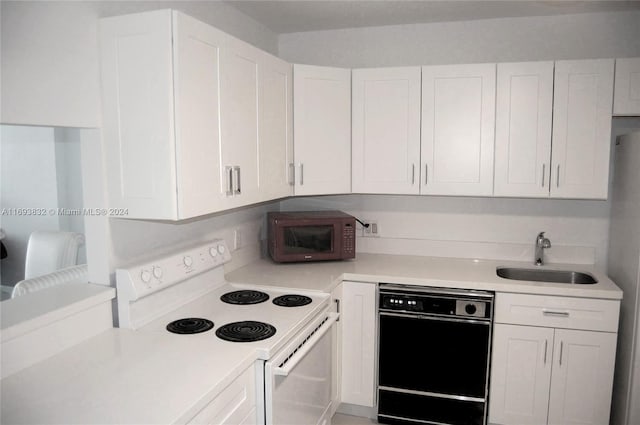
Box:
(378, 284, 494, 425)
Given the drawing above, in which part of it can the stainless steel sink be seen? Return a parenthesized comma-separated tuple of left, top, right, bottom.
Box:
(496, 267, 598, 284)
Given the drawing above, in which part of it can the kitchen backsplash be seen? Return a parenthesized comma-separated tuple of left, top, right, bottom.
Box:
(281, 194, 610, 269)
(108, 201, 279, 278)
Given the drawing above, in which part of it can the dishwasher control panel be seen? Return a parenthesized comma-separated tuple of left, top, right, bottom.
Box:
(379, 285, 493, 320)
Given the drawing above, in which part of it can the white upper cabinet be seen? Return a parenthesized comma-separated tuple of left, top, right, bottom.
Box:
(100, 10, 292, 220)
(220, 43, 293, 207)
(551, 59, 614, 200)
(219, 41, 260, 208)
(293, 65, 351, 196)
(421, 64, 496, 196)
(101, 10, 228, 220)
(613, 57, 640, 116)
(257, 55, 293, 202)
(352, 67, 421, 194)
(494, 62, 554, 198)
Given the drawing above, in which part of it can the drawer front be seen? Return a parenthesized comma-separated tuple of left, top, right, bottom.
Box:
(188, 365, 257, 425)
(495, 293, 619, 332)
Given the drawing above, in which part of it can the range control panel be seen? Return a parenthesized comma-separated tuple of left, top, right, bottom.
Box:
(116, 239, 232, 301)
(379, 288, 493, 320)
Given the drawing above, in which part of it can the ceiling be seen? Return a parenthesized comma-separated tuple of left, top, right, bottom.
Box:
(223, 0, 640, 34)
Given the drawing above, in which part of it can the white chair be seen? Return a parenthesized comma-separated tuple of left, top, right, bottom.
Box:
(24, 231, 85, 280)
(11, 264, 88, 298)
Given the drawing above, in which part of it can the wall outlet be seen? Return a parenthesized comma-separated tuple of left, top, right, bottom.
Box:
(233, 228, 242, 251)
(362, 220, 379, 237)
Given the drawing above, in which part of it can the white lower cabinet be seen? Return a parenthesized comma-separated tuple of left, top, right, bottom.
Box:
(547, 329, 617, 425)
(490, 296, 618, 425)
(338, 281, 377, 408)
(188, 365, 257, 425)
(490, 324, 554, 425)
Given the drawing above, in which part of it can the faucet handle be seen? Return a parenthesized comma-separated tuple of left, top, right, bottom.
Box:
(537, 231, 546, 239)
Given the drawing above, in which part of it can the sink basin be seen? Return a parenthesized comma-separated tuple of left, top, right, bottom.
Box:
(496, 267, 598, 284)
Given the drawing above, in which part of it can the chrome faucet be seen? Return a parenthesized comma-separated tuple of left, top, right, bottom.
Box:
(534, 232, 552, 266)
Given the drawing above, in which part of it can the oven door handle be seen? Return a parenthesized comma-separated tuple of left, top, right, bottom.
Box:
(273, 312, 339, 377)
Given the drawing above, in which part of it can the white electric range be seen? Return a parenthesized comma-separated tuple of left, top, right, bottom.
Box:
(116, 239, 338, 425)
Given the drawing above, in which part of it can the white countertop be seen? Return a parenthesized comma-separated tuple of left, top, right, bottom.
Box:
(1, 253, 622, 425)
(0, 328, 259, 425)
(1, 283, 116, 343)
(0, 282, 330, 425)
(226, 253, 622, 299)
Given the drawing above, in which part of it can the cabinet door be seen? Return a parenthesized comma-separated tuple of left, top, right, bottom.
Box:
(550, 59, 614, 199)
(352, 67, 421, 194)
(99, 10, 178, 220)
(293, 65, 351, 196)
(331, 284, 343, 416)
(219, 41, 260, 208)
(548, 329, 617, 425)
(421, 64, 496, 196)
(613, 57, 640, 116)
(340, 281, 376, 407)
(173, 12, 227, 219)
(258, 54, 293, 202)
(188, 364, 257, 425)
(494, 61, 554, 198)
(489, 324, 554, 425)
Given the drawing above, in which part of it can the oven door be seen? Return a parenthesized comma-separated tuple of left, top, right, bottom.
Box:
(378, 312, 491, 425)
(264, 310, 339, 425)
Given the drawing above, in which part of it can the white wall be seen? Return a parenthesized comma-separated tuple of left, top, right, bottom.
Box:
(279, 11, 640, 67)
(282, 194, 612, 269)
(108, 202, 279, 277)
(0, 0, 278, 128)
(54, 128, 86, 264)
(1, 126, 61, 285)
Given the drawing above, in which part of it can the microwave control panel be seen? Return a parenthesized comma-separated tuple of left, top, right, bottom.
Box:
(342, 221, 355, 257)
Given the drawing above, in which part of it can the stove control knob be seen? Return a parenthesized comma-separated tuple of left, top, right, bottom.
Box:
(183, 256, 193, 267)
(217, 245, 226, 255)
(140, 269, 152, 283)
(152, 267, 163, 279)
(209, 247, 218, 257)
(465, 304, 477, 315)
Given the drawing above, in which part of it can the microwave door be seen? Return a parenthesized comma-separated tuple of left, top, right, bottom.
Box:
(283, 226, 334, 255)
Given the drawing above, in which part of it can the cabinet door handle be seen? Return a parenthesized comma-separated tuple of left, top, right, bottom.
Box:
(225, 166, 234, 196)
(289, 163, 295, 186)
(233, 166, 241, 195)
(334, 299, 340, 321)
(300, 163, 304, 186)
(544, 339, 548, 365)
(559, 341, 564, 366)
(425, 164, 428, 185)
(556, 164, 560, 188)
(411, 164, 415, 185)
(542, 164, 546, 188)
(542, 310, 570, 318)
